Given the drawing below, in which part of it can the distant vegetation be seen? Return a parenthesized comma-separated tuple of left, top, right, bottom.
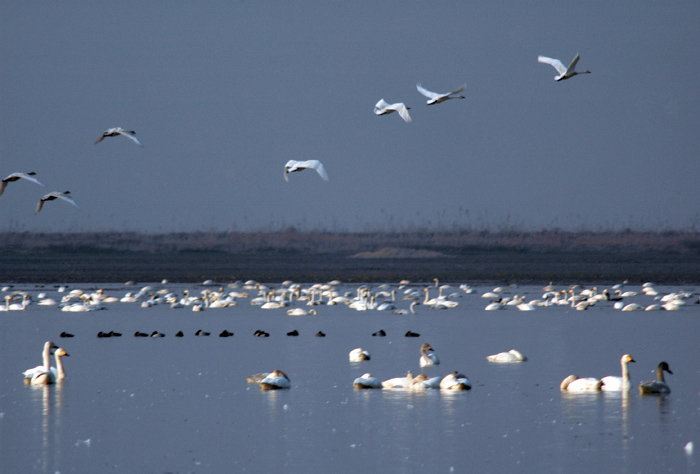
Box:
(1, 229, 698, 255)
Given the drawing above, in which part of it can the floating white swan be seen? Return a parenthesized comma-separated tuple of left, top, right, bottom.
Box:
(0, 172, 45, 197)
(416, 83, 466, 105)
(31, 348, 69, 385)
(353, 373, 382, 389)
(253, 370, 290, 391)
(409, 374, 441, 390)
(382, 371, 414, 389)
(349, 348, 371, 362)
(374, 99, 412, 123)
(601, 354, 635, 391)
(95, 127, 143, 146)
(284, 160, 329, 182)
(638, 361, 673, 395)
(538, 54, 591, 81)
(560, 374, 603, 391)
(23, 341, 58, 381)
(439, 371, 471, 390)
(419, 342, 440, 367)
(486, 349, 527, 363)
(35, 191, 80, 214)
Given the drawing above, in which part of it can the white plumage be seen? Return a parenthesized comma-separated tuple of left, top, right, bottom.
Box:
(374, 99, 412, 123)
(538, 54, 591, 81)
(95, 127, 143, 146)
(0, 172, 45, 197)
(35, 191, 80, 214)
(416, 83, 466, 105)
(284, 160, 329, 182)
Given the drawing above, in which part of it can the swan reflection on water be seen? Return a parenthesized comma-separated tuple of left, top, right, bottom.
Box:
(30, 381, 65, 473)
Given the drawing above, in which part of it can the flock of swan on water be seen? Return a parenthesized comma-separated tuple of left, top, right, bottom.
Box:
(1, 52, 591, 210)
(14, 276, 689, 395)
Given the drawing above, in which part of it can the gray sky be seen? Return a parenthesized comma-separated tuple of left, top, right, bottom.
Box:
(2, 2, 699, 233)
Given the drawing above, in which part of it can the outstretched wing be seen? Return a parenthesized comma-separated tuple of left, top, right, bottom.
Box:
(119, 130, 143, 147)
(448, 84, 466, 96)
(538, 55, 566, 76)
(395, 104, 412, 123)
(566, 54, 581, 73)
(56, 193, 80, 209)
(416, 83, 441, 100)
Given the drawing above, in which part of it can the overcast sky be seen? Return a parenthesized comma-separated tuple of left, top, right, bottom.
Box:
(2, 2, 699, 233)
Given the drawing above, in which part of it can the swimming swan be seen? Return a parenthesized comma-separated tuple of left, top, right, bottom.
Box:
(382, 371, 415, 389)
(560, 374, 603, 391)
(258, 370, 291, 391)
(601, 354, 635, 391)
(353, 373, 382, 389)
(419, 343, 440, 367)
(638, 361, 673, 395)
(486, 349, 527, 363)
(31, 348, 69, 385)
(416, 83, 466, 105)
(23, 341, 58, 381)
(0, 172, 45, 197)
(95, 127, 143, 146)
(284, 160, 329, 182)
(538, 53, 591, 81)
(35, 191, 80, 214)
(374, 99, 412, 123)
(349, 348, 371, 362)
(439, 371, 471, 390)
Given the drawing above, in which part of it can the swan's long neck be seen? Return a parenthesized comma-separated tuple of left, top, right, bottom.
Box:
(55, 353, 66, 379)
(656, 366, 666, 383)
(42, 342, 52, 371)
(621, 359, 630, 384)
(424, 289, 430, 304)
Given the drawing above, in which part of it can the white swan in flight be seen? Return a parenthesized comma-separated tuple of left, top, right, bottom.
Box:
(0, 172, 45, 197)
(35, 191, 80, 214)
(95, 127, 143, 146)
(284, 160, 329, 182)
(416, 83, 466, 105)
(374, 99, 412, 123)
(538, 54, 591, 81)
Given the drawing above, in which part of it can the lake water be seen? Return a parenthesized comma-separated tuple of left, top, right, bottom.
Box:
(1, 281, 699, 473)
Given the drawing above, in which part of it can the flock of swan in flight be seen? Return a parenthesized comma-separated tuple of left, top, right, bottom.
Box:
(2, 53, 591, 209)
(14, 276, 685, 396)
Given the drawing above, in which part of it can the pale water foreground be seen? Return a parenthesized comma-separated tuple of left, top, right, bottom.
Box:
(1, 281, 699, 473)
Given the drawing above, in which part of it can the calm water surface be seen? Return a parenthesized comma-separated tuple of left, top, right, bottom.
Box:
(1, 281, 699, 473)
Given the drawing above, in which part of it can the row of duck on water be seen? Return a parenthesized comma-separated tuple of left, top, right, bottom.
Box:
(60, 328, 422, 339)
(2, 279, 698, 314)
(23, 340, 672, 397)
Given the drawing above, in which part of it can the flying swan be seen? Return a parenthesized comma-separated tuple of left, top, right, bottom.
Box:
(35, 191, 80, 214)
(284, 160, 329, 182)
(374, 99, 412, 123)
(416, 83, 466, 105)
(95, 127, 144, 146)
(538, 54, 591, 81)
(0, 172, 45, 197)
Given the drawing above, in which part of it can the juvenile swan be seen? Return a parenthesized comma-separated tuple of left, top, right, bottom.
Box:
(601, 354, 635, 391)
(486, 349, 527, 363)
(419, 343, 440, 367)
(638, 361, 673, 395)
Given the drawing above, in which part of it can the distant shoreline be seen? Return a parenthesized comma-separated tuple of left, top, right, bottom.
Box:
(2, 230, 698, 284)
